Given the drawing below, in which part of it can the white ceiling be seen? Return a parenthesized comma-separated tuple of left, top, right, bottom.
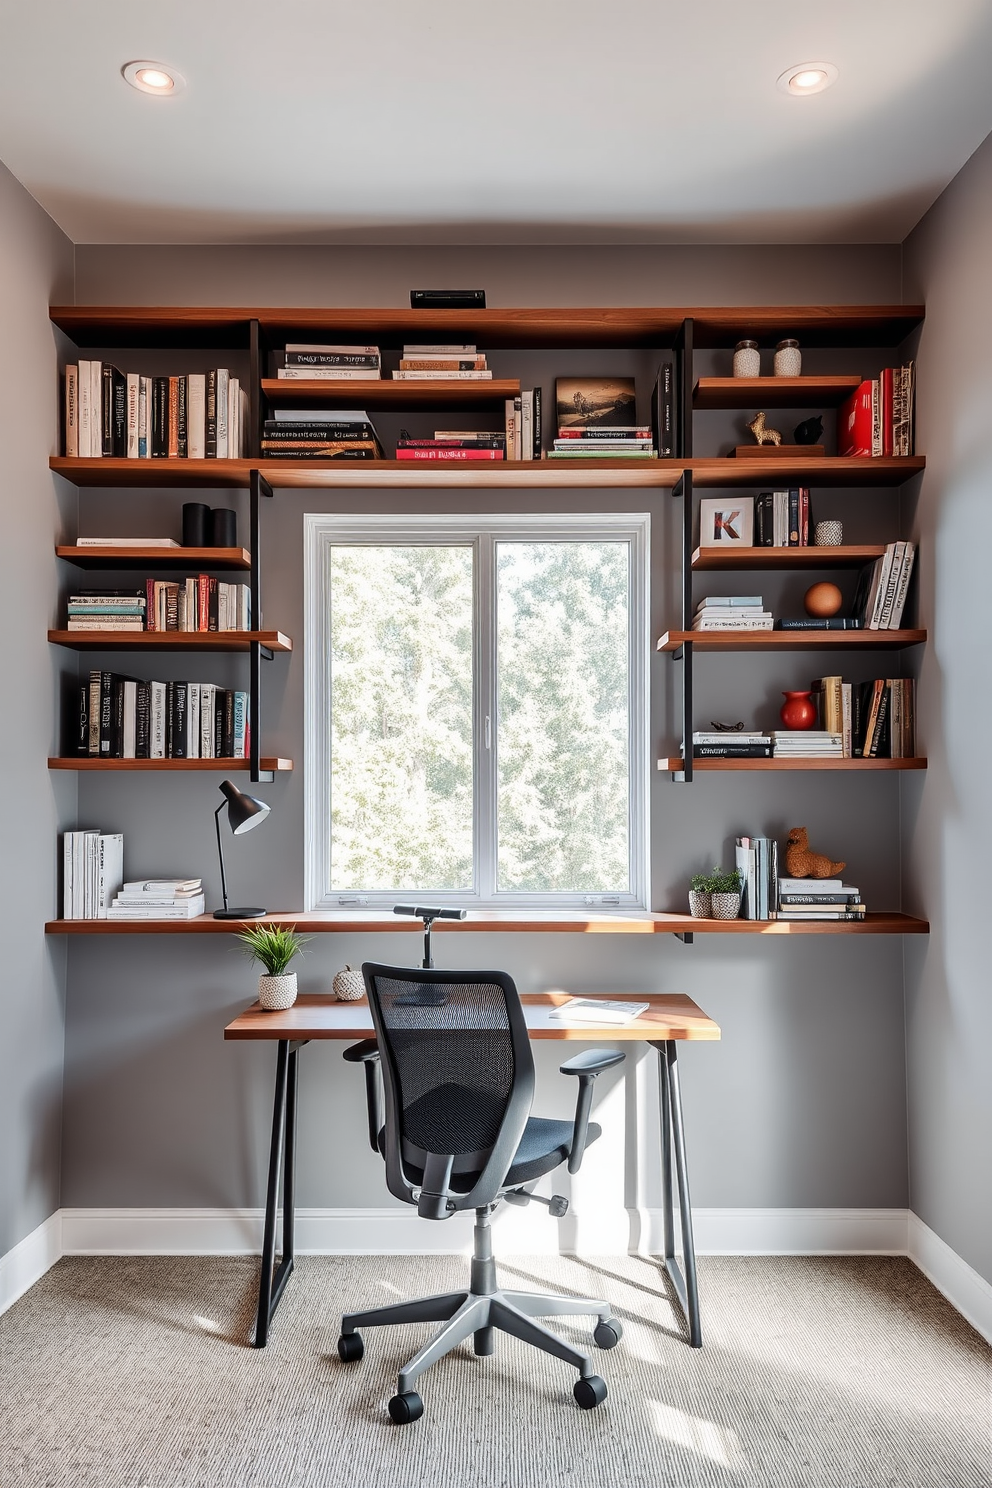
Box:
(1, 0, 991, 246)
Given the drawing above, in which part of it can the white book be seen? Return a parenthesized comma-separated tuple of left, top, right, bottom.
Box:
(778, 877, 847, 892)
(218, 584, 229, 633)
(240, 386, 249, 458)
(692, 617, 773, 630)
(773, 491, 788, 547)
(520, 390, 534, 462)
(62, 831, 73, 919)
(200, 683, 215, 758)
(65, 365, 78, 457)
(694, 607, 769, 619)
(276, 367, 379, 380)
(548, 997, 649, 1025)
(697, 595, 763, 607)
(692, 733, 771, 744)
(97, 833, 124, 919)
(122, 681, 137, 758)
(139, 375, 152, 457)
(286, 343, 380, 354)
(89, 362, 102, 458)
(272, 408, 371, 422)
(187, 683, 200, 760)
(215, 368, 229, 459)
(150, 680, 166, 759)
(888, 543, 915, 628)
(122, 878, 202, 893)
(233, 691, 248, 759)
(76, 537, 181, 548)
(865, 548, 894, 629)
(403, 345, 475, 355)
(107, 895, 206, 920)
(78, 360, 92, 458)
(229, 377, 240, 458)
(187, 373, 206, 459)
(125, 373, 140, 458)
(877, 542, 907, 628)
(85, 830, 101, 919)
(391, 369, 493, 380)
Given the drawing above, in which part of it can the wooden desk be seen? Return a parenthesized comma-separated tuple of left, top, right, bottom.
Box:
(225, 990, 720, 1350)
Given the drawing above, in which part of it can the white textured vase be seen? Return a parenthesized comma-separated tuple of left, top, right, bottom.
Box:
(332, 965, 365, 1002)
(710, 893, 742, 921)
(258, 972, 298, 1010)
(688, 890, 712, 918)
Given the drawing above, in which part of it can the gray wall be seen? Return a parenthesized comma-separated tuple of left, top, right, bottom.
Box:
(902, 134, 992, 1283)
(0, 161, 75, 1254)
(56, 244, 914, 1219)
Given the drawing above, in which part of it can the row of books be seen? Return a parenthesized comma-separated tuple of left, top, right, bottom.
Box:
(65, 365, 249, 459)
(397, 431, 507, 462)
(106, 877, 205, 921)
(260, 409, 383, 461)
(734, 837, 865, 921)
(754, 489, 810, 547)
(812, 676, 917, 758)
(688, 730, 843, 758)
(76, 672, 250, 759)
(66, 580, 251, 633)
(62, 830, 123, 919)
(851, 543, 916, 630)
(839, 363, 915, 457)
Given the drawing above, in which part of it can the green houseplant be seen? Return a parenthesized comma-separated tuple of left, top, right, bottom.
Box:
(707, 868, 743, 921)
(238, 923, 312, 1010)
(688, 872, 713, 918)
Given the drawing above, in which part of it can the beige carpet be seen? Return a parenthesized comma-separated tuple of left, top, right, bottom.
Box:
(0, 1254, 988, 1488)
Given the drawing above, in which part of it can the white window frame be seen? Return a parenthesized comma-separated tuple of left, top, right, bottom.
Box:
(304, 511, 650, 911)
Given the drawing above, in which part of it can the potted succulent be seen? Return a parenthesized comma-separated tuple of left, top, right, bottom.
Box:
(708, 868, 743, 920)
(688, 873, 713, 918)
(238, 923, 312, 1010)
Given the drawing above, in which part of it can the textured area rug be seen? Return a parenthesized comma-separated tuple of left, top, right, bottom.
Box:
(0, 1254, 988, 1487)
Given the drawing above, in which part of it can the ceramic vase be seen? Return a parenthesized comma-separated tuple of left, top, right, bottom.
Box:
(780, 690, 817, 729)
(710, 892, 742, 921)
(332, 965, 365, 1002)
(688, 890, 712, 918)
(258, 972, 297, 1010)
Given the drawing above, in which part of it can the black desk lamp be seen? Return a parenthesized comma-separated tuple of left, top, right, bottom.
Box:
(213, 779, 271, 919)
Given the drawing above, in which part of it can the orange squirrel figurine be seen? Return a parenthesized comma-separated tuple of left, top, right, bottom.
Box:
(784, 826, 845, 879)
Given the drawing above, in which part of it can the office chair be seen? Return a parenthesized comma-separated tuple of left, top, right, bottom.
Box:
(338, 961, 625, 1423)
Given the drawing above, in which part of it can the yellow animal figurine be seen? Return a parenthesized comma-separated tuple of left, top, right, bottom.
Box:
(747, 411, 782, 446)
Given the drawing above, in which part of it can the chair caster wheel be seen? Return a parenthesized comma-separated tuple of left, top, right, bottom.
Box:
(594, 1319, 622, 1350)
(337, 1332, 364, 1363)
(574, 1375, 607, 1410)
(388, 1390, 424, 1425)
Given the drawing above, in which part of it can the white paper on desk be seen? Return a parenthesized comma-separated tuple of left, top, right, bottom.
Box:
(548, 998, 649, 1025)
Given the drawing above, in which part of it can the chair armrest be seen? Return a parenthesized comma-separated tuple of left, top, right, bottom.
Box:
(559, 1049, 626, 1174)
(343, 1039, 381, 1153)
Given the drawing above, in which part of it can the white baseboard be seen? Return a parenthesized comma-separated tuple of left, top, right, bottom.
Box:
(0, 1213, 62, 1314)
(907, 1212, 992, 1343)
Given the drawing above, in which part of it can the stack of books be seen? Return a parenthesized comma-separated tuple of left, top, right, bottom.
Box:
(107, 878, 205, 920)
(273, 345, 380, 380)
(771, 730, 844, 758)
(755, 489, 810, 547)
(776, 877, 865, 921)
(64, 365, 248, 459)
(392, 345, 491, 381)
(689, 731, 772, 759)
(77, 672, 250, 760)
(839, 364, 915, 456)
(851, 542, 916, 630)
(549, 377, 655, 460)
(692, 596, 773, 632)
(62, 830, 124, 919)
(505, 391, 541, 460)
(66, 589, 146, 632)
(396, 431, 506, 462)
(260, 409, 383, 461)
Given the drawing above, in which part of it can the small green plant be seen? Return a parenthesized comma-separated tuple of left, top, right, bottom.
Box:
(237, 923, 312, 976)
(692, 867, 742, 895)
(690, 872, 713, 893)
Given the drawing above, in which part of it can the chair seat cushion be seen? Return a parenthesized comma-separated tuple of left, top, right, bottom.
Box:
(379, 1115, 602, 1193)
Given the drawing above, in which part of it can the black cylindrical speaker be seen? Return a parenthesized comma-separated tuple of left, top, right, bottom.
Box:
(210, 508, 238, 548)
(182, 502, 210, 547)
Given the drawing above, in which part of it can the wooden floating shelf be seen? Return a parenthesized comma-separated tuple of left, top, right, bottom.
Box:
(43, 908, 929, 936)
(50, 304, 924, 350)
(659, 756, 927, 772)
(48, 629, 292, 652)
(692, 545, 886, 570)
(261, 377, 520, 409)
(693, 376, 862, 409)
(658, 629, 926, 653)
(687, 456, 924, 488)
(49, 757, 293, 772)
(57, 545, 251, 570)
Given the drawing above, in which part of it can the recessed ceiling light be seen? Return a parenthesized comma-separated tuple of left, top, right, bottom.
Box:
(122, 61, 186, 96)
(777, 62, 838, 96)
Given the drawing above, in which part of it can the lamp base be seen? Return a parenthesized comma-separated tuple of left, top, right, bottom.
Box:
(213, 907, 267, 919)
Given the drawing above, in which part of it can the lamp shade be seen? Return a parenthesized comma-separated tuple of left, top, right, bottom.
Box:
(218, 778, 271, 835)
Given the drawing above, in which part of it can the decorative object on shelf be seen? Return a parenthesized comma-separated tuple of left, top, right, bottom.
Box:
(410, 289, 486, 310)
(332, 965, 365, 1002)
(709, 720, 745, 731)
(555, 376, 636, 430)
(699, 496, 754, 546)
(793, 415, 824, 445)
(746, 411, 782, 447)
(804, 581, 843, 618)
(814, 520, 844, 546)
(780, 691, 818, 729)
(182, 502, 210, 547)
(688, 873, 713, 919)
(784, 826, 846, 879)
(210, 508, 237, 547)
(774, 339, 802, 377)
(238, 923, 312, 1011)
(733, 340, 761, 378)
(708, 868, 743, 920)
(212, 778, 271, 919)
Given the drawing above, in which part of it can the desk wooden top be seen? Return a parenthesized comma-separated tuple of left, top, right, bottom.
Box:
(224, 991, 720, 1043)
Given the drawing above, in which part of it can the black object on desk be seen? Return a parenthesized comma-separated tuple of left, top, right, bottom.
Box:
(182, 502, 210, 546)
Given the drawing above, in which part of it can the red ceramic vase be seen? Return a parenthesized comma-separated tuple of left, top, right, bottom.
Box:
(780, 690, 817, 729)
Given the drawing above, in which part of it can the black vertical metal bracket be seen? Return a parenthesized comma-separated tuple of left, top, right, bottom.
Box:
(670, 470, 694, 783)
(674, 931, 694, 945)
(249, 468, 275, 785)
(674, 317, 694, 460)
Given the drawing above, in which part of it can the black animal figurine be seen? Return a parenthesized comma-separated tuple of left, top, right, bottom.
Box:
(793, 415, 824, 445)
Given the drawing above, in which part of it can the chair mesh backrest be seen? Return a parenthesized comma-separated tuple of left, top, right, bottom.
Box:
(368, 974, 518, 1159)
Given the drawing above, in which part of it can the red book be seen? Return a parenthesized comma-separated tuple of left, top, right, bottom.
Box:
(394, 448, 505, 461)
(838, 380, 873, 457)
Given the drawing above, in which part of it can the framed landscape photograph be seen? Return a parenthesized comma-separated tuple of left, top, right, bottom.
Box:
(555, 376, 637, 430)
(699, 496, 754, 547)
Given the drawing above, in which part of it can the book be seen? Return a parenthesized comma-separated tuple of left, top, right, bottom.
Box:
(285, 343, 379, 354)
(693, 744, 774, 758)
(777, 618, 862, 630)
(74, 538, 181, 548)
(548, 998, 649, 1025)
(691, 731, 771, 744)
(556, 376, 636, 431)
(391, 370, 493, 380)
(398, 358, 487, 371)
(107, 895, 206, 920)
(402, 344, 476, 355)
(64, 365, 78, 456)
(696, 596, 762, 608)
(122, 878, 202, 893)
(394, 448, 504, 461)
(271, 407, 374, 422)
(887, 543, 915, 628)
(277, 367, 381, 380)
(778, 877, 847, 892)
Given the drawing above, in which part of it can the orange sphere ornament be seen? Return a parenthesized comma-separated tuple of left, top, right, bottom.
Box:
(804, 581, 843, 618)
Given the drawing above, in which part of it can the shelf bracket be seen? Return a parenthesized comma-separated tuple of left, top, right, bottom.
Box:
(669, 470, 694, 783)
(674, 931, 694, 945)
(249, 469, 275, 785)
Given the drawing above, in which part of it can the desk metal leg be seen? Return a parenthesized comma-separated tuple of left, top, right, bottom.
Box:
(652, 1038, 702, 1348)
(253, 1038, 302, 1347)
